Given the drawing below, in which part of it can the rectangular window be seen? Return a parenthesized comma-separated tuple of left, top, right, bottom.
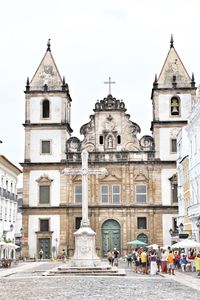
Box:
(137, 217, 147, 229)
(75, 185, 82, 203)
(172, 184, 178, 203)
(112, 185, 120, 204)
(40, 219, 49, 231)
(101, 185, 109, 203)
(75, 217, 82, 230)
(135, 185, 147, 203)
(39, 185, 50, 204)
(41, 141, 51, 154)
(171, 139, 177, 153)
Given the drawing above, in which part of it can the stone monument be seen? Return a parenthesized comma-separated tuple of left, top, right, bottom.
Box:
(63, 149, 107, 267)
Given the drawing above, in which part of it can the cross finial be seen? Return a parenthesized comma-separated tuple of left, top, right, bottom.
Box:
(170, 34, 174, 48)
(104, 77, 116, 95)
(47, 39, 51, 51)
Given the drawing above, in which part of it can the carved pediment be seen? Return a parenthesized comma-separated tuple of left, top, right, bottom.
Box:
(72, 175, 82, 182)
(36, 174, 53, 184)
(100, 173, 121, 182)
(134, 170, 149, 182)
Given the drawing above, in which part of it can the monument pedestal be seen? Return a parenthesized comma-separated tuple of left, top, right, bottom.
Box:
(70, 226, 101, 267)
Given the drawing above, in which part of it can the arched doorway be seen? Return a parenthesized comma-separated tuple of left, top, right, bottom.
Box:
(102, 219, 121, 256)
(137, 233, 148, 244)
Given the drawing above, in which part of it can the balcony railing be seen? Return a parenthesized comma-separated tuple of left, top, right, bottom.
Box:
(0, 188, 18, 201)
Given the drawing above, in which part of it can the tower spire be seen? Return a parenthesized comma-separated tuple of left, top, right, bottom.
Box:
(47, 39, 51, 51)
(170, 34, 174, 48)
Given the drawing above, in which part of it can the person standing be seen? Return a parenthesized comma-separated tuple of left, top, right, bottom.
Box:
(161, 249, 168, 273)
(39, 248, 43, 261)
(195, 253, 200, 276)
(140, 249, 147, 274)
(107, 250, 114, 266)
(113, 248, 119, 267)
(150, 251, 158, 275)
(167, 250, 175, 275)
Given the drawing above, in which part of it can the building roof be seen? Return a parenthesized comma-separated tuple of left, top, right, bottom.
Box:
(157, 35, 192, 88)
(29, 39, 63, 91)
(0, 155, 22, 175)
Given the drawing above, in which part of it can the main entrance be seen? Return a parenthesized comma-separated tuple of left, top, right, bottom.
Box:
(102, 219, 121, 256)
(38, 238, 51, 259)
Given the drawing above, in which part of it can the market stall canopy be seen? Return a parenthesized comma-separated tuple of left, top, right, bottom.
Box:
(172, 239, 200, 249)
(127, 239, 147, 246)
(147, 244, 159, 250)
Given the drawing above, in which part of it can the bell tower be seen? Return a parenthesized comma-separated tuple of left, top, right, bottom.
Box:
(24, 40, 73, 163)
(151, 35, 196, 160)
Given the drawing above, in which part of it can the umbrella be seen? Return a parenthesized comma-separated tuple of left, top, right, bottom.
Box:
(171, 238, 200, 249)
(127, 239, 147, 246)
(147, 244, 159, 250)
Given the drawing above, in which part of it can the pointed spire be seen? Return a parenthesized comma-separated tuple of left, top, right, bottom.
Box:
(26, 77, 30, 91)
(47, 39, 51, 51)
(62, 76, 66, 85)
(191, 72, 195, 88)
(170, 34, 174, 48)
(153, 73, 158, 89)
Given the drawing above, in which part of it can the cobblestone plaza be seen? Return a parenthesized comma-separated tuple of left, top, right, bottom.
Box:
(0, 260, 200, 300)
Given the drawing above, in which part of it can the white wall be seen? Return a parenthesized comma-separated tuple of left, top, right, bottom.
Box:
(162, 214, 178, 246)
(161, 169, 176, 205)
(28, 215, 60, 258)
(29, 96, 62, 123)
(30, 130, 63, 162)
(159, 128, 179, 160)
(29, 170, 60, 206)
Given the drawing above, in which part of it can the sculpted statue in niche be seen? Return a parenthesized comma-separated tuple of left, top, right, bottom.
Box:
(108, 136, 113, 148)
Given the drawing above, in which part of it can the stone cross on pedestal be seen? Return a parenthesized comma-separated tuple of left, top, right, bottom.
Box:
(63, 150, 107, 227)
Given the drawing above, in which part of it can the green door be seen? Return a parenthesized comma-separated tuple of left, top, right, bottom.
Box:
(39, 238, 51, 259)
(102, 219, 120, 256)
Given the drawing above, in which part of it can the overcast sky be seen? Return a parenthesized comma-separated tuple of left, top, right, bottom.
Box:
(1, 0, 200, 186)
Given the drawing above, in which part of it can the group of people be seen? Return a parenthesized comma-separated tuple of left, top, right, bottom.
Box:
(126, 246, 200, 276)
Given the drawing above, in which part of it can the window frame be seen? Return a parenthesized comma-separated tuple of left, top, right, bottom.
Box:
(39, 185, 50, 204)
(170, 138, 177, 153)
(41, 99, 50, 119)
(135, 184, 147, 204)
(41, 140, 51, 155)
(40, 218, 50, 232)
(100, 184, 121, 204)
(74, 184, 82, 203)
(137, 217, 147, 229)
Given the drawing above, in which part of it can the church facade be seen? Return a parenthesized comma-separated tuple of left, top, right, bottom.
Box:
(21, 38, 196, 259)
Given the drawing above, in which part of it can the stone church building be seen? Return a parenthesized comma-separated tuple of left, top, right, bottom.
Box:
(21, 37, 196, 259)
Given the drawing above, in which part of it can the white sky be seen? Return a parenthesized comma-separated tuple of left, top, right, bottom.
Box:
(1, 0, 200, 181)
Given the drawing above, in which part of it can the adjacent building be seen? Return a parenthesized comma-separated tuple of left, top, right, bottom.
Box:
(0, 155, 21, 243)
(21, 37, 195, 259)
(187, 87, 200, 242)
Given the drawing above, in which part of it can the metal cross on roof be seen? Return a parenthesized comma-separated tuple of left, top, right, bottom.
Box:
(104, 77, 116, 94)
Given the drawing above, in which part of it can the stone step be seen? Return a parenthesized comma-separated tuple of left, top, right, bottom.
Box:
(43, 268, 126, 276)
(58, 266, 112, 271)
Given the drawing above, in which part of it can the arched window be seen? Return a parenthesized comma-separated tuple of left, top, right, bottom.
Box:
(99, 136, 104, 144)
(170, 96, 180, 116)
(42, 99, 50, 118)
(117, 135, 121, 144)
